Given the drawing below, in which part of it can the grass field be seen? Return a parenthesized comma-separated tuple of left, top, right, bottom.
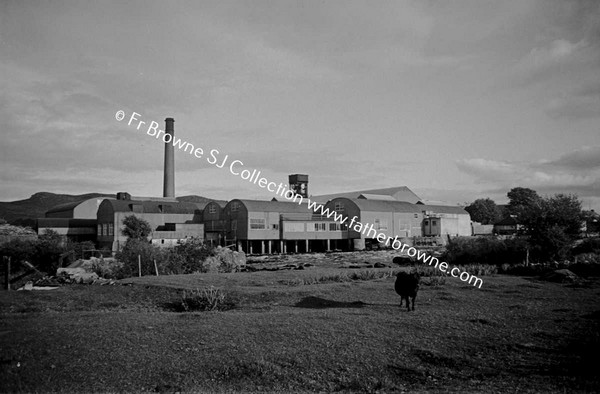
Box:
(1, 254, 599, 393)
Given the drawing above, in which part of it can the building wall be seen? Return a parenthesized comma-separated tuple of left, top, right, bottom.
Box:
(152, 223, 204, 247)
(324, 198, 424, 241)
(246, 211, 280, 240)
(97, 209, 198, 251)
(281, 220, 345, 240)
(223, 200, 248, 241)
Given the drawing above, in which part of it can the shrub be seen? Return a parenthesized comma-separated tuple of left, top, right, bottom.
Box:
(180, 287, 235, 311)
(114, 238, 161, 278)
(33, 230, 67, 273)
(442, 236, 528, 266)
(90, 257, 123, 279)
(0, 238, 36, 265)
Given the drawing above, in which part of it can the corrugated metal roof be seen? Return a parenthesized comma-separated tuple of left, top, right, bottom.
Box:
(231, 199, 309, 214)
(341, 198, 423, 213)
(419, 204, 470, 215)
(312, 186, 421, 204)
(100, 199, 202, 214)
(46, 197, 108, 215)
(332, 198, 469, 215)
(358, 194, 397, 201)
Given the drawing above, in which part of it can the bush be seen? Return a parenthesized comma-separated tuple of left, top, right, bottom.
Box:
(33, 230, 67, 273)
(0, 238, 36, 265)
(442, 236, 528, 266)
(114, 238, 161, 278)
(180, 287, 235, 311)
(90, 257, 123, 279)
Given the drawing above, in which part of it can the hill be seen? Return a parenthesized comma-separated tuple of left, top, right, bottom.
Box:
(0, 192, 219, 226)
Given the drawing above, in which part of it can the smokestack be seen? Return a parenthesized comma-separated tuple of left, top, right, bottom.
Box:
(163, 118, 175, 198)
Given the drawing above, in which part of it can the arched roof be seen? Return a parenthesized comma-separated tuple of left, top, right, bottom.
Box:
(98, 199, 202, 214)
(329, 198, 469, 215)
(227, 199, 309, 214)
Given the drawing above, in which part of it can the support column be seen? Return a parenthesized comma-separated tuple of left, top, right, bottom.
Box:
(280, 241, 285, 254)
(327, 239, 331, 252)
(249, 241, 253, 255)
(261, 241, 265, 255)
(268, 241, 272, 254)
(306, 239, 309, 253)
(294, 241, 298, 253)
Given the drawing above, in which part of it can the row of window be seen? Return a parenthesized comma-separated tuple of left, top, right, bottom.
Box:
(284, 222, 346, 232)
(97, 223, 114, 236)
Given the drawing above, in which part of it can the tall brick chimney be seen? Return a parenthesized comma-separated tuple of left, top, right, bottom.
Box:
(163, 118, 175, 198)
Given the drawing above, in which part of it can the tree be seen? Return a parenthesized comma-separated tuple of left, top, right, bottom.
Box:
(121, 215, 152, 240)
(34, 229, 67, 273)
(507, 187, 541, 221)
(114, 238, 159, 278)
(465, 198, 502, 224)
(522, 193, 584, 262)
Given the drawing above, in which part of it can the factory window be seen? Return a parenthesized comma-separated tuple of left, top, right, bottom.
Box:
(102, 224, 107, 236)
(272, 224, 279, 230)
(250, 218, 266, 229)
(231, 202, 240, 212)
(315, 223, 327, 231)
(379, 220, 388, 230)
(329, 223, 341, 231)
(414, 214, 418, 218)
(424, 220, 429, 225)
(432, 220, 437, 226)
(334, 202, 344, 212)
(306, 223, 314, 232)
(97, 224, 101, 235)
(108, 223, 114, 236)
(231, 221, 237, 231)
(209, 205, 216, 214)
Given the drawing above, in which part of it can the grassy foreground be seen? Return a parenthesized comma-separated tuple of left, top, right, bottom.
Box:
(0, 264, 599, 393)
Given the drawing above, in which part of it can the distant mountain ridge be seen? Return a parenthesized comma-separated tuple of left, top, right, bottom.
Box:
(0, 192, 218, 226)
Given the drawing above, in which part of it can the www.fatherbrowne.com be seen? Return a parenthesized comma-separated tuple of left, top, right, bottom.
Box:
(116, 110, 483, 289)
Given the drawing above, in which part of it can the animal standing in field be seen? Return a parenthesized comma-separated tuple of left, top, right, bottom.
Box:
(394, 272, 420, 311)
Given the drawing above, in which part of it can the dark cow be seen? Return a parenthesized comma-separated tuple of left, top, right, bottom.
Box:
(394, 272, 420, 311)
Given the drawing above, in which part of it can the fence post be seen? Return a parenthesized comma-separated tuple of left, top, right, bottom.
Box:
(5, 256, 11, 291)
(138, 255, 142, 277)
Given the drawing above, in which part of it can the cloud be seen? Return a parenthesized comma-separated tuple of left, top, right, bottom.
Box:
(545, 82, 600, 119)
(514, 39, 589, 81)
(541, 146, 600, 170)
(456, 147, 600, 199)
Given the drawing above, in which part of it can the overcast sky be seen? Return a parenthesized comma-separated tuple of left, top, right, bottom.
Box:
(1, 0, 599, 210)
